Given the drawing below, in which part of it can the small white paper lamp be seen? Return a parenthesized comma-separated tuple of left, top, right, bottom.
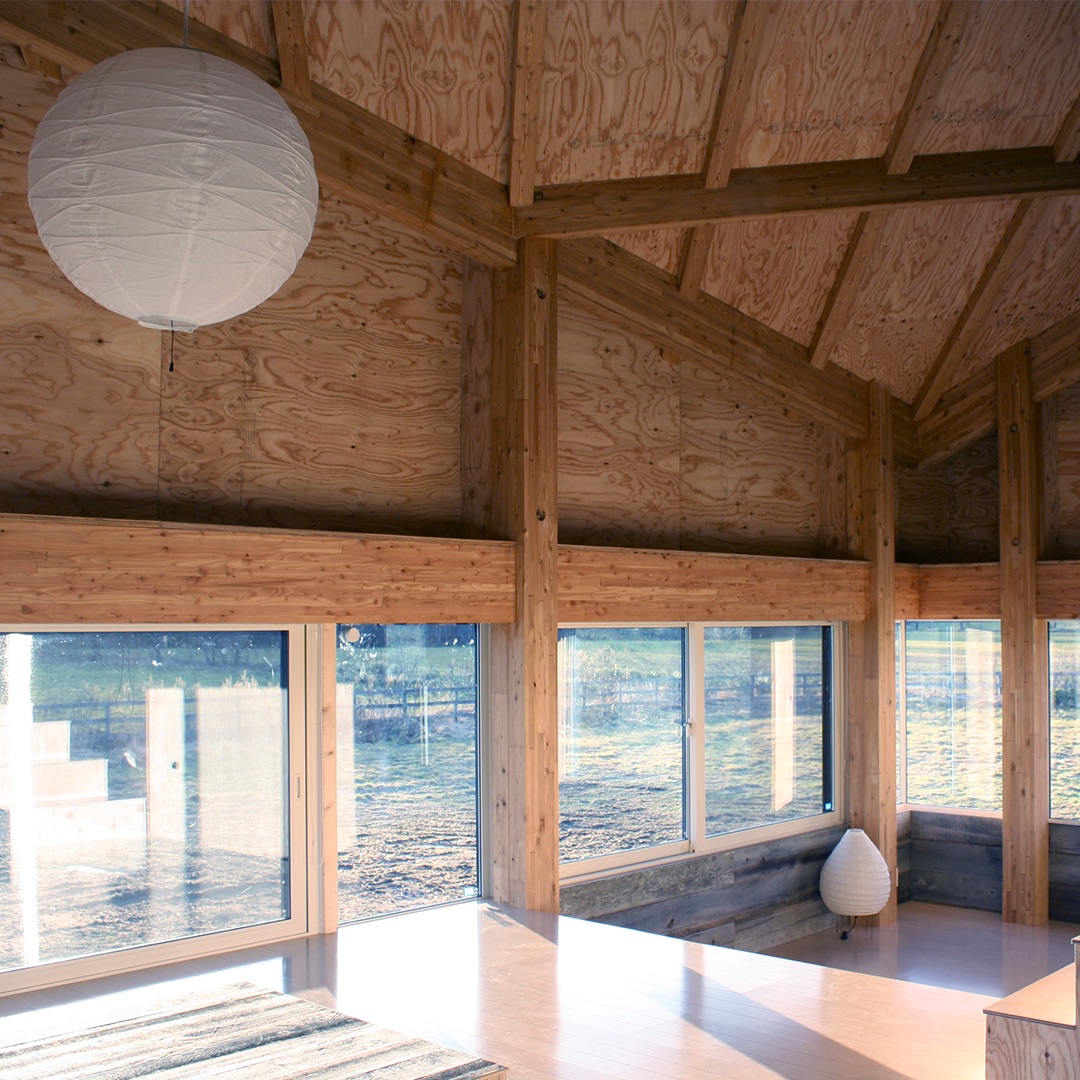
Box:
(27, 46, 318, 333)
(820, 828, 891, 933)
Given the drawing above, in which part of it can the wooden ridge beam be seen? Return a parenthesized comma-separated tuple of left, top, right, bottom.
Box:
(516, 150, 1080, 238)
(0, 0, 517, 268)
(558, 237, 869, 441)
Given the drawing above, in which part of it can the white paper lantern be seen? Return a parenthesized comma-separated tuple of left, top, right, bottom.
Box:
(27, 46, 318, 332)
(819, 828, 892, 917)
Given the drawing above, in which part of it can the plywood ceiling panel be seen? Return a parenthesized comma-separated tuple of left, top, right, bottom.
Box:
(306, 0, 512, 182)
(700, 213, 858, 347)
(536, 0, 736, 185)
(828, 200, 1018, 402)
(915, 1, 1080, 157)
(734, 0, 937, 170)
(160, 0, 276, 59)
(604, 229, 685, 278)
(956, 195, 1080, 392)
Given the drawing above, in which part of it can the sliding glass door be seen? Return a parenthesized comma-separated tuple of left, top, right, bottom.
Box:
(0, 628, 307, 988)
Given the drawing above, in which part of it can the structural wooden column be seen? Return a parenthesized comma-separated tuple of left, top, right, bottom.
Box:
(483, 238, 560, 913)
(998, 343, 1049, 925)
(846, 381, 897, 923)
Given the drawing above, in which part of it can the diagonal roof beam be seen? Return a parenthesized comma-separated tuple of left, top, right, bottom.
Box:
(884, 1, 973, 175)
(912, 199, 1049, 420)
(676, 225, 715, 298)
(514, 150, 1080, 238)
(0, 0, 518, 268)
(508, 0, 548, 208)
(808, 212, 886, 369)
(270, 0, 312, 102)
(704, 0, 777, 190)
(1054, 91, 1080, 164)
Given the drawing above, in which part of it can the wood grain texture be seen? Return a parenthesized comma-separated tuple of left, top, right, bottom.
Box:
(897, 431, 999, 563)
(1052, 384, 1080, 560)
(828, 200, 1017, 403)
(508, 0, 548, 206)
(998, 344, 1049, 925)
(733, 0, 938, 169)
(985, 1014, 1080, 1080)
(159, 0, 275, 59)
(960, 196, 1080, 389)
(604, 229, 686, 278)
(307, 0, 512, 183)
(558, 544, 869, 623)
(558, 301, 681, 549)
(535, 0, 734, 185)
(679, 355, 840, 556)
(0, 514, 516, 624)
(1038, 563, 1080, 620)
(918, 562, 1001, 619)
(915, 1, 1080, 158)
(701, 211, 857, 347)
(894, 564, 920, 621)
(461, 258, 494, 539)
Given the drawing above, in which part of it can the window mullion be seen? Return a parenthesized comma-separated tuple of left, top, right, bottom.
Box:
(686, 623, 705, 852)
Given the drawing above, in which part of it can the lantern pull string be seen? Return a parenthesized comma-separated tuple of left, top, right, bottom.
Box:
(182, 0, 190, 48)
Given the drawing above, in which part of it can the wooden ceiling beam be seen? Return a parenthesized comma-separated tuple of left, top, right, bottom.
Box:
(515, 150, 1080, 238)
(270, 0, 312, 102)
(917, 310, 1080, 465)
(1054, 92, 1080, 163)
(508, 0, 548, 209)
(913, 199, 1048, 421)
(676, 225, 715, 299)
(809, 211, 885, 370)
(559, 237, 870, 441)
(0, 0, 518, 268)
(703, 0, 777, 190)
(884, 1, 972, 175)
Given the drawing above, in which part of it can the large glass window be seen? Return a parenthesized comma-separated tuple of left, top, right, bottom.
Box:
(901, 620, 1001, 810)
(558, 627, 686, 864)
(703, 626, 833, 837)
(1050, 621, 1080, 820)
(558, 623, 836, 873)
(335, 624, 480, 922)
(0, 629, 297, 977)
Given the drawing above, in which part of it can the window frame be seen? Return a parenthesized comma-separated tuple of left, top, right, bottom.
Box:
(558, 620, 844, 884)
(0, 623, 315, 996)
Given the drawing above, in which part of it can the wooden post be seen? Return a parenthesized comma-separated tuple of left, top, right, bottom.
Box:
(846, 381, 898, 923)
(484, 238, 560, 914)
(998, 343, 1049, 925)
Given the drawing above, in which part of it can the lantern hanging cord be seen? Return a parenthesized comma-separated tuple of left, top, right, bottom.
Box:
(169, 326, 175, 372)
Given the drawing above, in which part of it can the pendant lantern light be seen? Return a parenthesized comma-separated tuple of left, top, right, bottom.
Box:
(27, 46, 318, 333)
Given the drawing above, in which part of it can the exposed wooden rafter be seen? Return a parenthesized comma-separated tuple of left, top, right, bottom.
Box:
(269, 0, 312, 102)
(809, 212, 885, 370)
(516, 151, 1080, 238)
(913, 199, 1048, 420)
(1054, 92, 1080, 163)
(17, 43, 62, 82)
(703, 0, 776, 191)
(0, 0, 518, 268)
(508, 0, 547, 209)
(884, 1, 972, 175)
(676, 225, 715, 299)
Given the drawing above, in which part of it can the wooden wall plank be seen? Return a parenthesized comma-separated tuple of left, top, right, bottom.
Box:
(461, 258, 494, 539)
(557, 545, 868, 624)
(558, 302, 681, 549)
(998, 344, 1049, 925)
(0, 514, 517, 625)
(894, 564, 920, 620)
(897, 431, 999, 563)
(918, 563, 1001, 619)
(1037, 563, 1080, 619)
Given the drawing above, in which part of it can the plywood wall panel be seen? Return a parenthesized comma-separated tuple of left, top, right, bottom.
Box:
(307, 0, 512, 183)
(536, 0, 734, 186)
(734, 1, 935, 170)
(828, 201, 1017, 403)
(604, 229, 685, 279)
(914, 1, 1080, 158)
(160, 0, 276, 59)
(1049, 383, 1080, 559)
(897, 431, 999, 563)
(958, 197, 1080, 394)
(558, 301, 681, 548)
(679, 356, 833, 557)
(702, 213, 857, 347)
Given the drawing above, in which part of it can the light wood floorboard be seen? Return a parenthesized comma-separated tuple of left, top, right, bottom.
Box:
(0, 901, 1009, 1078)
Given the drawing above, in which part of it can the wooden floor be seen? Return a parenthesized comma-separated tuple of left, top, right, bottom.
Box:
(0, 900, 1037, 1080)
